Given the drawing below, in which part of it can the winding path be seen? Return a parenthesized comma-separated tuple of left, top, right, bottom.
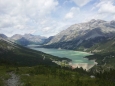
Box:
(5, 72, 21, 86)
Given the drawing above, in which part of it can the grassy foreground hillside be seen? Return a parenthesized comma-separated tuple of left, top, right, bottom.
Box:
(0, 64, 115, 86)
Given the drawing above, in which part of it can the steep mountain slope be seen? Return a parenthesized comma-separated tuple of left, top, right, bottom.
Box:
(85, 37, 115, 53)
(0, 34, 7, 39)
(44, 19, 115, 50)
(0, 36, 65, 66)
(84, 37, 115, 71)
(10, 34, 47, 46)
(43, 36, 54, 44)
(15, 37, 33, 46)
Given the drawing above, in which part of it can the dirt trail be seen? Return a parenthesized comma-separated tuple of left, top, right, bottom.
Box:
(5, 72, 21, 86)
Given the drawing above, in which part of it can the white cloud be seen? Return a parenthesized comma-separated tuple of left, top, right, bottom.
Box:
(65, 12, 74, 19)
(42, 27, 52, 32)
(0, 0, 58, 36)
(87, 0, 115, 21)
(97, 1, 115, 14)
(28, 30, 36, 34)
(1, 0, 115, 37)
(113, 15, 115, 19)
(65, 7, 80, 19)
(72, 0, 91, 7)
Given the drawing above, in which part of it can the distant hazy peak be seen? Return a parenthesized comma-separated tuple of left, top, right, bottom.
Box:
(0, 34, 7, 39)
(110, 20, 115, 25)
(10, 34, 47, 45)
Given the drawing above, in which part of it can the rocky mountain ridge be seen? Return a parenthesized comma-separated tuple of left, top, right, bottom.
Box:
(47, 19, 115, 45)
(44, 19, 115, 51)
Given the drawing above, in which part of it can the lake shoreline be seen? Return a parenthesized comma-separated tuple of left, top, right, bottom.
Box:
(27, 45, 96, 70)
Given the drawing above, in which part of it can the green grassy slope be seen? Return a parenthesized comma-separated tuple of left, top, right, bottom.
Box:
(1, 65, 115, 86)
(74, 37, 115, 53)
(86, 37, 115, 53)
(82, 37, 115, 71)
(0, 38, 67, 66)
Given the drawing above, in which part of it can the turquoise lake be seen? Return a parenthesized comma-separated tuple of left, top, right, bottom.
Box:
(28, 45, 96, 70)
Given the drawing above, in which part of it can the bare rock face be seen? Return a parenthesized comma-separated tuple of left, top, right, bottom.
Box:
(43, 19, 115, 50)
(47, 19, 115, 45)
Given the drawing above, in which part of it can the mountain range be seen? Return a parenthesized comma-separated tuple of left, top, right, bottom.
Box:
(10, 34, 47, 46)
(1, 19, 115, 53)
(1, 19, 115, 76)
(43, 19, 115, 53)
(47, 19, 115, 44)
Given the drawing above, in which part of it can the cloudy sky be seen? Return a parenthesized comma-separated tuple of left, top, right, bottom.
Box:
(0, 0, 115, 37)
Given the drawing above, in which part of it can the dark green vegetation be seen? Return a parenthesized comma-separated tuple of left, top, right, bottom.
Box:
(77, 36, 115, 53)
(0, 64, 115, 86)
(84, 37, 115, 71)
(0, 38, 69, 66)
(1, 35, 115, 86)
(18, 65, 115, 86)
